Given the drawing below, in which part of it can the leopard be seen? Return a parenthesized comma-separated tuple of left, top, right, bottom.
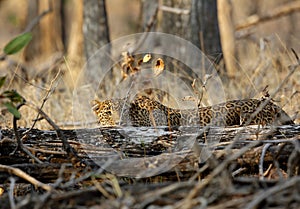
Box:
(91, 95, 294, 127)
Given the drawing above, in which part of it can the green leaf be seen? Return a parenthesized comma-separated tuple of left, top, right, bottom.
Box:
(4, 32, 32, 55)
(0, 76, 6, 89)
(4, 102, 21, 119)
(2, 90, 25, 103)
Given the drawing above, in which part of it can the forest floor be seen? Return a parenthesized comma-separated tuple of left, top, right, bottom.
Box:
(0, 124, 299, 209)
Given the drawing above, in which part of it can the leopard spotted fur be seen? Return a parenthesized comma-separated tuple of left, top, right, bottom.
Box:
(91, 96, 294, 127)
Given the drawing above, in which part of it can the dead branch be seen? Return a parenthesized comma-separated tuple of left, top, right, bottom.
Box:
(0, 164, 52, 191)
(129, 4, 159, 54)
(26, 102, 80, 162)
(245, 176, 300, 209)
(236, 1, 300, 31)
(159, 5, 189, 15)
(27, 68, 61, 130)
(12, 103, 43, 164)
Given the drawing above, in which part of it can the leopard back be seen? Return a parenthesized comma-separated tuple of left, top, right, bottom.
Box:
(91, 97, 294, 127)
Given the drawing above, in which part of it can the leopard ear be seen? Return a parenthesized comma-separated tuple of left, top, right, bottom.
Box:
(91, 100, 101, 112)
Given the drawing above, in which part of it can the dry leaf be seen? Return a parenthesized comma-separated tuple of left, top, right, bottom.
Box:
(182, 96, 197, 101)
(143, 54, 152, 63)
(153, 58, 165, 76)
(137, 58, 143, 66)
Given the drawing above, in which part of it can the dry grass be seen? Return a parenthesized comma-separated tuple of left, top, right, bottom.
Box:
(0, 0, 299, 129)
(1, 36, 299, 130)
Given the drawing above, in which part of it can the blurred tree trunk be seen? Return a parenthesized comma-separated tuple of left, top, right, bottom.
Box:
(83, 0, 110, 60)
(217, 0, 237, 78)
(141, 0, 158, 31)
(159, 0, 224, 83)
(160, 0, 222, 64)
(189, 0, 222, 64)
(63, 0, 83, 65)
(161, 0, 190, 38)
(83, 0, 111, 95)
(160, 0, 192, 77)
(62, 0, 84, 88)
(24, 0, 64, 63)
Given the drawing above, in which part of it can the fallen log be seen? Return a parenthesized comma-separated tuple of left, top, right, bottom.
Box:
(0, 125, 299, 179)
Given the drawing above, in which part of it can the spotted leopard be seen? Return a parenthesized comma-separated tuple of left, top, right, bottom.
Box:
(91, 96, 294, 127)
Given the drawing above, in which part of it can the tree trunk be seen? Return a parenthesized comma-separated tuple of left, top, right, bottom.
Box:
(161, 0, 190, 38)
(62, 0, 84, 88)
(141, 0, 158, 31)
(63, 0, 83, 64)
(24, 0, 64, 63)
(83, 0, 111, 95)
(83, 0, 110, 59)
(189, 0, 222, 64)
(160, 0, 222, 64)
(217, 0, 237, 77)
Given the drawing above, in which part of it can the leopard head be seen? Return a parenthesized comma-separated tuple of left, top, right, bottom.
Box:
(91, 99, 120, 126)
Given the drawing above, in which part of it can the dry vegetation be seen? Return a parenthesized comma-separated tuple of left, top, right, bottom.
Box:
(0, 0, 298, 129)
(0, 0, 299, 209)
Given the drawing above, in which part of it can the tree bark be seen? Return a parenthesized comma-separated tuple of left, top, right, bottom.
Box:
(63, 0, 83, 63)
(62, 0, 84, 88)
(217, 0, 237, 77)
(141, 0, 158, 31)
(24, 0, 64, 63)
(83, 0, 110, 59)
(160, 0, 222, 64)
(189, 0, 222, 64)
(161, 0, 190, 38)
(83, 0, 111, 95)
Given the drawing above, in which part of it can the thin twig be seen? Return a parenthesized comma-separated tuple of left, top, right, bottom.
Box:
(0, 164, 52, 191)
(175, 140, 262, 209)
(236, 1, 300, 31)
(245, 176, 300, 209)
(11, 67, 61, 164)
(259, 143, 272, 179)
(24, 0, 53, 33)
(8, 177, 16, 209)
(60, 157, 115, 189)
(159, 5, 190, 15)
(209, 195, 254, 209)
(92, 176, 112, 199)
(139, 182, 193, 208)
(26, 68, 61, 132)
(26, 102, 79, 161)
(33, 164, 65, 209)
(287, 139, 300, 176)
(291, 48, 300, 64)
(129, 4, 159, 54)
(5, 59, 47, 90)
(12, 103, 43, 164)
